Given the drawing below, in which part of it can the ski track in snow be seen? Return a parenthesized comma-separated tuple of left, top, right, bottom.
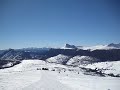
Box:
(23, 71, 71, 90)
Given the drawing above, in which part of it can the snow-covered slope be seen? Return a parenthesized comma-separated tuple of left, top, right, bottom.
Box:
(84, 61, 120, 75)
(0, 60, 120, 90)
(46, 54, 70, 64)
(67, 56, 99, 66)
(0, 60, 70, 90)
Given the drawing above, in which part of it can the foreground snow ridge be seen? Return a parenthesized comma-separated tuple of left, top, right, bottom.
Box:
(0, 60, 120, 90)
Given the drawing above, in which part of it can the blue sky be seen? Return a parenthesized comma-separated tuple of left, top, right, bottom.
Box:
(0, 0, 120, 49)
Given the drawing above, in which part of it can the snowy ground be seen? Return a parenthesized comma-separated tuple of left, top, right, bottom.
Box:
(0, 60, 120, 90)
(82, 61, 120, 76)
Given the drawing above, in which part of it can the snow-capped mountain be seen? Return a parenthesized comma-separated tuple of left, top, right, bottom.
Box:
(61, 44, 78, 49)
(0, 43, 120, 65)
(46, 54, 70, 64)
(61, 43, 120, 50)
(67, 56, 99, 66)
(81, 45, 116, 51)
(108, 43, 120, 48)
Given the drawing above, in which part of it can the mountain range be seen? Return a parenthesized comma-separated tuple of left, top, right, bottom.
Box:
(0, 43, 120, 68)
(0, 43, 120, 60)
(62, 43, 120, 50)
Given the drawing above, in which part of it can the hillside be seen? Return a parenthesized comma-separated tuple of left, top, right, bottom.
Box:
(0, 60, 120, 90)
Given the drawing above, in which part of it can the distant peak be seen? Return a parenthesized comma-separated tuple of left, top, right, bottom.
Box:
(108, 43, 120, 48)
(63, 44, 77, 49)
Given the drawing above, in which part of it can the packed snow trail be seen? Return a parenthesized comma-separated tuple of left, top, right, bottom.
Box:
(23, 71, 72, 90)
(0, 60, 72, 90)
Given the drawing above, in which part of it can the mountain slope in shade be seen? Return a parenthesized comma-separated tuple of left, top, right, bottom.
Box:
(46, 54, 70, 64)
(0, 48, 49, 60)
(67, 56, 99, 66)
(0, 49, 23, 60)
